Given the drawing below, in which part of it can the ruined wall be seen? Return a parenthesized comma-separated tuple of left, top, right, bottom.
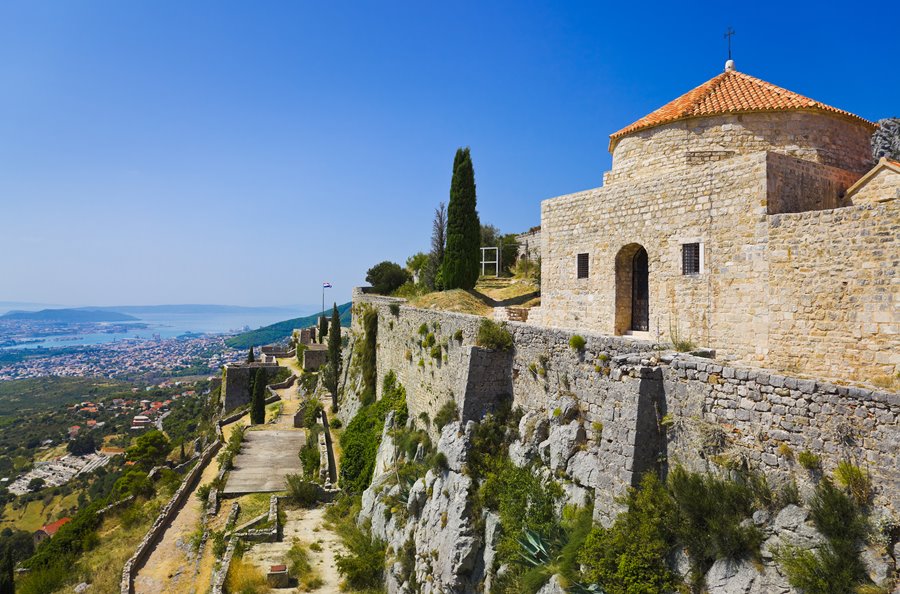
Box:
(221, 362, 282, 412)
(608, 111, 873, 183)
(767, 199, 900, 381)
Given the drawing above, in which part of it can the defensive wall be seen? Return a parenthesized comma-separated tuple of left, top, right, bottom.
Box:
(221, 362, 282, 412)
(352, 288, 900, 520)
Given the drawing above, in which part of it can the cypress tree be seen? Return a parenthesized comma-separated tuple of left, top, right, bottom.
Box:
(0, 547, 12, 594)
(250, 367, 266, 424)
(442, 147, 481, 289)
(325, 303, 343, 410)
(247, 346, 255, 363)
(318, 315, 329, 344)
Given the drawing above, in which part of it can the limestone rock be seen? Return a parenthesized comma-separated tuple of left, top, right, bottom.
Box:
(567, 449, 602, 489)
(407, 477, 427, 517)
(548, 420, 585, 471)
(437, 421, 474, 473)
(860, 545, 894, 586)
(413, 470, 480, 593)
(705, 559, 758, 594)
(536, 574, 566, 594)
(373, 411, 399, 481)
(548, 394, 579, 424)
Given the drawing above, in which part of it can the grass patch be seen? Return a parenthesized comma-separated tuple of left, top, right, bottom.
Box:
(409, 289, 492, 316)
(225, 555, 267, 594)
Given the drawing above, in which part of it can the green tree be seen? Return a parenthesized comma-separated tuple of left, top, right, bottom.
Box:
(406, 252, 430, 284)
(318, 315, 329, 344)
(324, 303, 343, 410)
(365, 261, 410, 295)
(442, 147, 480, 289)
(250, 367, 267, 424)
(67, 434, 96, 456)
(246, 346, 255, 363)
(0, 547, 12, 594)
(126, 430, 171, 469)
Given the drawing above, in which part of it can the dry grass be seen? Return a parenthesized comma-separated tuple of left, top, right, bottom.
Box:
(236, 492, 274, 525)
(475, 278, 538, 301)
(226, 555, 269, 594)
(409, 289, 492, 316)
(870, 373, 899, 391)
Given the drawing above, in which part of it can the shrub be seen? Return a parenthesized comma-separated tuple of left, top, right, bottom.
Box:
(388, 303, 401, 316)
(579, 473, 677, 594)
(797, 450, 821, 470)
(777, 443, 794, 461)
(834, 460, 872, 506)
(366, 261, 410, 294)
(668, 466, 763, 583)
(299, 433, 321, 481)
(423, 332, 436, 348)
(433, 452, 448, 472)
(476, 319, 513, 350)
(569, 335, 586, 351)
(430, 345, 442, 360)
(434, 400, 458, 431)
(330, 418, 342, 429)
(775, 476, 871, 594)
(454, 329, 463, 342)
(195, 482, 212, 504)
(339, 372, 407, 493)
(286, 474, 320, 508)
(360, 307, 378, 404)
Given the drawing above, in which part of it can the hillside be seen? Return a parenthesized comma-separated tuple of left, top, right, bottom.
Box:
(225, 302, 352, 348)
(1, 308, 138, 322)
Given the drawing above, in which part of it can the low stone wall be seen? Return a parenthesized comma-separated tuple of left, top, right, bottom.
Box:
(664, 355, 900, 509)
(120, 440, 222, 594)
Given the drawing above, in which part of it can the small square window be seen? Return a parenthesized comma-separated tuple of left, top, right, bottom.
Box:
(682, 243, 701, 275)
(576, 253, 589, 279)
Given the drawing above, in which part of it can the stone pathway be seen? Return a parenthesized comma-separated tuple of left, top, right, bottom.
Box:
(221, 429, 307, 495)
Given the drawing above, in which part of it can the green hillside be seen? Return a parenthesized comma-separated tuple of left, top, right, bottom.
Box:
(225, 302, 352, 348)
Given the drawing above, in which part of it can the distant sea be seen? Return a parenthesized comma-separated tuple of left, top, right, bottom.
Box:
(1, 308, 309, 350)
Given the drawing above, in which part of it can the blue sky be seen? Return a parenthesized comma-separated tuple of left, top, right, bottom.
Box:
(1, 1, 896, 308)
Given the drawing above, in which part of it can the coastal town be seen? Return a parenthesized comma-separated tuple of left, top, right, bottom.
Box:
(0, 334, 244, 381)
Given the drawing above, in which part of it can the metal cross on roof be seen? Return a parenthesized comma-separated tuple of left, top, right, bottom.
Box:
(724, 27, 735, 60)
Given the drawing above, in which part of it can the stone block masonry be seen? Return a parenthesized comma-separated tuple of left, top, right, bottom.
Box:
(352, 289, 900, 520)
(221, 362, 282, 412)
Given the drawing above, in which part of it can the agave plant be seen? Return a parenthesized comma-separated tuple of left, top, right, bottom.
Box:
(517, 528, 552, 567)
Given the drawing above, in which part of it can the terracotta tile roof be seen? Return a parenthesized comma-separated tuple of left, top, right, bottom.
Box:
(40, 517, 71, 536)
(609, 69, 874, 149)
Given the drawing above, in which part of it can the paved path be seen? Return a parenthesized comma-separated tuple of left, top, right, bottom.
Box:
(222, 429, 306, 495)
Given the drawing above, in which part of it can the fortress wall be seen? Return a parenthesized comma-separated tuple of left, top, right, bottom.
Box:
(765, 151, 860, 213)
(608, 111, 873, 183)
(766, 199, 900, 381)
(663, 355, 900, 512)
(352, 290, 899, 518)
(850, 166, 900, 206)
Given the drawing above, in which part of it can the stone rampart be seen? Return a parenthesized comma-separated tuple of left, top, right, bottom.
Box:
(765, 151, 860, 214)
(351, 289, 900, 520)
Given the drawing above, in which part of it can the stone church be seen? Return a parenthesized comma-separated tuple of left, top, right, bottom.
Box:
(535, 60, 899, 382)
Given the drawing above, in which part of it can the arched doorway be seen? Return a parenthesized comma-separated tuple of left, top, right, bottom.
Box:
(615, 244, 650, 334)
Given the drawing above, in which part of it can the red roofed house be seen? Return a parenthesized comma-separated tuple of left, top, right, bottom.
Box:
(33, 517, 71, 545)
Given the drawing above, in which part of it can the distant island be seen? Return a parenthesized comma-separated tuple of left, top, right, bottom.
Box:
(1, 308, 139, 323)
(225, 302, 351, 348)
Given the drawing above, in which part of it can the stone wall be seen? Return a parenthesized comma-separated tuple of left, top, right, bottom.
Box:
(120, 440, 222, 594)
(663, 355, 900, 510)
(540, 147, 897, 383)
(765, 151, 859, 214)
(221, 362, 282, 412)
(849, 163, 900, 206)
(607, 111, 874, 182)
(351, 290, 900, 520)
(515, 227, 541, 262)
(766, 199, 899, 381)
